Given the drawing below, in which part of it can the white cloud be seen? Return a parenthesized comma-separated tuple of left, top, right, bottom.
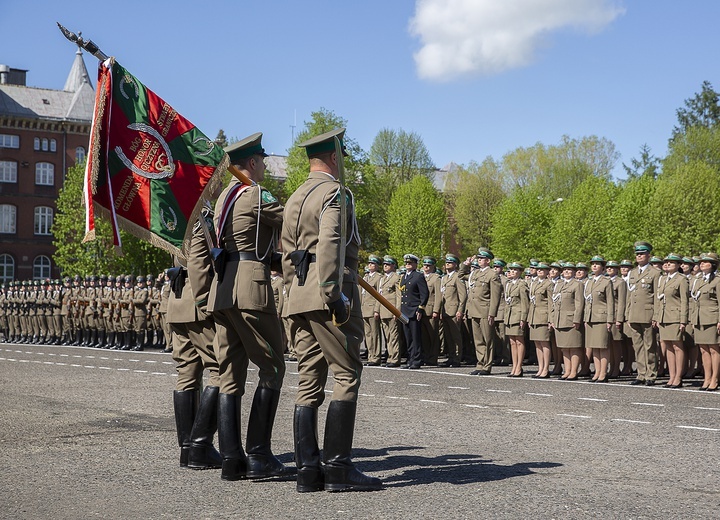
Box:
(409, 0, 625, 81)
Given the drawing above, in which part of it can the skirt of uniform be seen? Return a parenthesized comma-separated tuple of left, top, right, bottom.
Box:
(505, 323, 524, 337)
(659, 323, 683, 342)
(555, 327, 582, 349)
(610, 322, 624, 342)
(529, 323, 550, 341)
(585, 322, 609, 349)
(692, 324, 719, 344)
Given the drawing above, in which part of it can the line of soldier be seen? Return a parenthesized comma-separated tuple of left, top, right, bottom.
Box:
(0, 274, 170, 352)
(358, 241, 720, 391)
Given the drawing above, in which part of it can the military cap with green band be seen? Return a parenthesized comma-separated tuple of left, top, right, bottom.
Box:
(664, 253, 683, 262)
(493, 258, 507, 268)
(367, 255, 381, 265)
(297, 128, 348, 158)
(605, 260, 619, 268)
(225, 132, 268, 163)
(422, 256, 437, 266)
(445, 254, 460, 264)
(477, 247, 494, 259)
(590, 255, 606, 264)
(382, 255, 398, 266)
(634, 241, 653, 253)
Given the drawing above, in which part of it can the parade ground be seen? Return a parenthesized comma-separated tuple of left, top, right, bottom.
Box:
(1, 343, 718, 519)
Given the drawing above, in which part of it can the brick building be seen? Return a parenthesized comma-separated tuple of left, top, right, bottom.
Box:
(0, 48, 94, 282)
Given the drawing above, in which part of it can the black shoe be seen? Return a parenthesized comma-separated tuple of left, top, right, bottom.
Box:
(629, 379, 644, 385)
(470, 369, 490, 376)
(363, 362, 380, 367)
(384, 363, 400, 368)
(408, 364, 421, 370)
(399, 364, 410, 369)
(565, 375, 578, 381)
(645, 380, 656, 386)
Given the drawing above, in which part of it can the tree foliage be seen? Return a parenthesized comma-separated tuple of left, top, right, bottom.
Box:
(605, 173, 657, 260)
(622, 143, 660, 180)
(501, 135, 619, 199)
(52, 163, 172, 276)
(672, 80, 720, 139)
(548, 176, 619, 260)
(386, 176, 446, 260)
(445, 158, 505, 257)
(369, 127, 435, 188)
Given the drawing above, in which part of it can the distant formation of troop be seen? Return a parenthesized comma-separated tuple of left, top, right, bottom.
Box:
(0, 274, 170, 352)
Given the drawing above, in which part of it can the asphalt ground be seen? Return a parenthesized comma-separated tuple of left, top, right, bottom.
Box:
(1, 341, 719, 519)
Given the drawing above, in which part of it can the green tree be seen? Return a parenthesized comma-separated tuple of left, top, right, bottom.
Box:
(672, 80, 720, 139)
(501, 135, 618, 199)
(622, 143, 660, 180)
(52, 163, 172, 276)
(369, 127, 435, 188)
(647, 160, 720, 255)
(214, 129, 229, 148)
(605, 174, 657, 260)
(548, 176, 619, 260)
(386, 176, 445, 260)
(445, 158, 505, 257)
(488, 185, 558, 263)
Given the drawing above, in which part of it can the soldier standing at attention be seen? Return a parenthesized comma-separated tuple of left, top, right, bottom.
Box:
(626, 241, 662, 386)
(282, 128, 381, 493)
(584, 256, 615, 383)
(207, 133, 290, 482)
(420, 256, 442, 366)
(378, 256, 402, 367)
(399, 254, 429, 369)
(439, 254, 466, 368)
(361, 256, 383, 366)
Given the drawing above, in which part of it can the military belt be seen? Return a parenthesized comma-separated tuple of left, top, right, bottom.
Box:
(226, 251, 271, 266)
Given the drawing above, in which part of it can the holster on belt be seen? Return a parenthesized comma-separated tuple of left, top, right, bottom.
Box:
(289, 250, 312, 287)
(211, 247, 226, 283)
(167, 266, 186, 298)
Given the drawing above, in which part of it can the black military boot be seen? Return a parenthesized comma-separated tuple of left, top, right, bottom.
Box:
(97, 330, 105, 348)
(294, 405, 323, 493)
(173, 389, 198, 467)
(105, 331, 114, 349)
(80, 329, 88, 346)
(121, 331, 133, 350)
(217, 393, 247, 481)
(322, 400, 382, 492)
(89, 329, 97, 348)
(132, 331, 144, 351)
(187, 386, 223, 470)
(74, 330, 82, 346)
(246, 388, 296, 479)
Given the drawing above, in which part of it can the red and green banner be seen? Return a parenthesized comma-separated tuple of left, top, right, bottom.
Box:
(84, 58, 228, 257)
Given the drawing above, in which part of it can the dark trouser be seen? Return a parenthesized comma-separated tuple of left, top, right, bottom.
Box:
(402, 317, 423, 367)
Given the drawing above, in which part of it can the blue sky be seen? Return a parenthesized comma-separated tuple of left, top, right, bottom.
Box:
(2, 0, 718, 178)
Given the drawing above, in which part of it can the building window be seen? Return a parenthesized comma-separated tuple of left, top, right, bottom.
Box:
(0, 205, 16, 233)
(33, 255, 51, 280)
(34, 206, 53, 235)
(75, 146, 86, 164)
(34, 137, 40, 151)
(0, 161, 17, 183)
(0, 134, 19, 149)
(41, 138, 48, 151)
(50, 139, 57, 152)
(0, 254, 14, 283)
(35, 162, 54, 185)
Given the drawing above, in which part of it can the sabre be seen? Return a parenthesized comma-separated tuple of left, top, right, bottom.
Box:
(57, 22, 252, 188)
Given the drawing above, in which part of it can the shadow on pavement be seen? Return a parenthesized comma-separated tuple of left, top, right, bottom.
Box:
(352, 446, 562, 487)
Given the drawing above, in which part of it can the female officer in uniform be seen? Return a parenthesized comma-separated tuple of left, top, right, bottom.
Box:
(655, 253, 689, 388)
(504, 262, 529, 377)
(690, 253, 720, 391)
(550, 263, 584, 380)
(528, 262, 553, 378)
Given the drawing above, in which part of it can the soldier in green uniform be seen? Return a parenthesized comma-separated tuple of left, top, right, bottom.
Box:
(207, 133, 290, 481)
(438, 254, 466, 368)
(421, 256, 442, 366)
(361, 255, 383, 366)
(626, 241, 662, 385)
(584, 256, 615, 383)
(461, 248, 501, 375)
(378, 256, 402, 367)
(282, 128, 381, 493)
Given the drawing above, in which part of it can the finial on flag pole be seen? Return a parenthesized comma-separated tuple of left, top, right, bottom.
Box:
(57, 22, 109, 61)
